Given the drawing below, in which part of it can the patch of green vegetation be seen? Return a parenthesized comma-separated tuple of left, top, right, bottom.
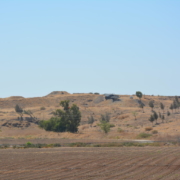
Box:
(137, 133, 152, 139)
(23, 142, 61, 148)
(117, 128, 124, 133)
(69, 142, 90, 147)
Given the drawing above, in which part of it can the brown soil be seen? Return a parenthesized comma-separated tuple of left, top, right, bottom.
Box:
(1, 147, 180, 180)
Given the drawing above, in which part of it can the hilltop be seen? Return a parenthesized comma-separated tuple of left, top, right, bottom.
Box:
(0, 91, 180, 141)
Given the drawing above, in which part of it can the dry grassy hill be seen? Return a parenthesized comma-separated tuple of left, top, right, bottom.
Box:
(0, 91, 180, 141)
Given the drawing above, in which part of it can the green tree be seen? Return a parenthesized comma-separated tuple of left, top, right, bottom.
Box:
(24, 110, 35, 120)
(60, 100, 70, 111)
(170, 104, 174, 113)
(132, 111, 138, 120)
(136, 91, 143, 101)
(161, 115, 165, 123)
(175, 96, 180, 112)
(167, 111, 170, 123)
(39, 100, 81, 133)
(139, 103, 145, 113)
(160, 102, 164, 113)
(149, 101, 154, 111)
(15, 104, 23, 120)
(167, 111, 171, 116)
(98, 121, 111, 134)
(173, 100, 178, 113)
(153, 111, 158, 124)
(149, 115, 154, 126)
(97, 113, 112, 134)
(159, 112, 161, 119)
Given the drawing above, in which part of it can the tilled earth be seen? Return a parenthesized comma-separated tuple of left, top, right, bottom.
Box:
(1, 147, 180, 180)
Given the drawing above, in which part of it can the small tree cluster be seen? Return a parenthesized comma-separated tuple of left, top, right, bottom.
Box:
(169, 96, 180, 113)
(39, 100, 81, 133)
(15, 104, 36, 121)
(149, 110, 166, 126)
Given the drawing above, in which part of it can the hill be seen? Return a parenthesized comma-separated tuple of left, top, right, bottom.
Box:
(0, 92, 180, 141)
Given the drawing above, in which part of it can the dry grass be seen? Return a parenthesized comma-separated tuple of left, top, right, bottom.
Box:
(0, 93, 180, 140)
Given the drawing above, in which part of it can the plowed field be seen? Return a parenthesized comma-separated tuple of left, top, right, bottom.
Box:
(1, 147, 180, 180)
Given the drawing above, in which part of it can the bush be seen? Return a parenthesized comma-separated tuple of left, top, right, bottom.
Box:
(117, 128, 124, 133)
(87, 115, 96, 125)
(69, 142, 88, 147)
(152, 130, 158, 134)
(40, 107, 46, 110)
(109, 123, 115, 128)
(145, 127, 153, 131)
(98, 121, 111, 134)
(137, 133, 152, 139)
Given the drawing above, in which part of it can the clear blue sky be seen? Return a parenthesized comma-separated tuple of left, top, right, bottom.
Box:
(0, 0, 180, 97)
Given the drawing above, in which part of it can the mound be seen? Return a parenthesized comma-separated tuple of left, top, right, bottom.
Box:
(7, 96, 24, 99)
(46, 91, 70, 97)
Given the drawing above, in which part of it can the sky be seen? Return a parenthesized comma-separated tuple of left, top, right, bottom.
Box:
(0, 0, 180, 98)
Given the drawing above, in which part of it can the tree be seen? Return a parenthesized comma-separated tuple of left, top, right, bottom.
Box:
(167, 111, 170, 123)
(39, 100, 81, 133)
(161, 115, 165, 123)
(132, 111, 138, 120)
(153, 111, 158, 124)
(60, 100, 70, 111)
(159, 112, 162, 119)
(170, 104, 174, 113)
(167, 111, 171, 116)
(173, 100, 178, 113)
(24, 110, 35, 120)
(97, 113, 112, 134)
(98, 121, 111, 134)
(15, 104, 23, 120)
(136, 91, 143, 101)
(87, 115, 96, 127)
(100, 113, 110, 122)
(175, 96, 180, 112)
(149, 115, 154, 126)
(139, 103, 145, 113)
(160, 103, 164, 113)
(149, 101, 154, 111)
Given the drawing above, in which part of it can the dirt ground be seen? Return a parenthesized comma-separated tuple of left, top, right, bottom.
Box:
(1, 147, 180, 180)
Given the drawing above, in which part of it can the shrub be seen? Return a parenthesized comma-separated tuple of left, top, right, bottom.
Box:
(87, 115, 96, 125)
(137, 133, 152, 139)
(98, 121, 111, 134)
(69, 142, 88, 147)
(152, 130, 158, 134)
(40, 107, 46, 110)
(109, 123, 115, 128)
(145, 127, 153, 131)
(100, 113, 110, 122)
(117, 128, 124, 133)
